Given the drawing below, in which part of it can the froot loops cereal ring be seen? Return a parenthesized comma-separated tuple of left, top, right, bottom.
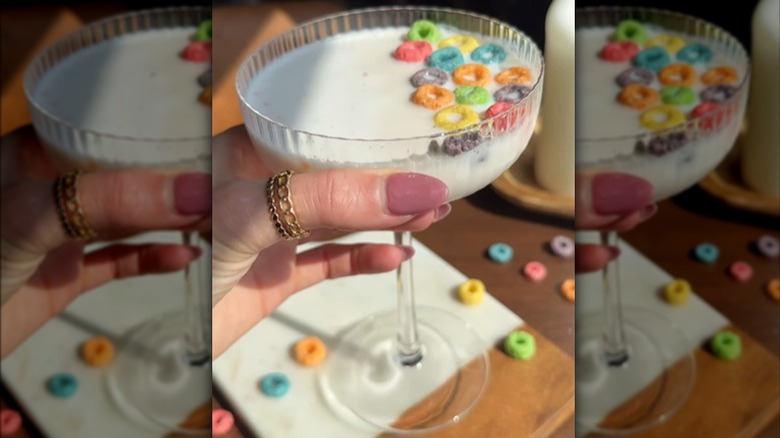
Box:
(495, 67, 532, 85)
(766, 279, 780, 302)
(694, 242, 719, 263)
(660, 86, 697, 106)
(452, 64, 491, 86)
(523, 261, 547, 282)
(195, 19, 212, 42)
(757, 235, 780, 258)
(494, 85, 531, 104)
(471, 43, 507, 64)
(454, 86, 490, 105)
(599, 41, 639, 62)
(434, 105, 480, 130)
(410, 68, 448, 87)
(690, 102, 722, 131)
(182, 41, 211, 63)
(428, 47, 464, 72)
(407, 20, 442, 44)
(413, 84, 454, 110)
(199, 85, 212, 107)
(260, 373, 290, 397)
(701, 66, 738, 85)
(618, 84, 660, 110)
(485, 101, 518, 132)
(677, 43, 713, 64)
(640, 105, 685, 131)
(658, 63, 697, 86)
(294, 336, 327, 366)
(458, 279, 485, 306)
(613, 20, 648, 44)
(729, 261, 753, 282)
(80, 336, 115, 367)
(394, 41, 433, 63)
(212, 409, 234, 436)
(664, 279, 692, 306)
(700, 85, 738, 103)
(1, 409, 22, 436)
(633, 46, 671, 72)
(439, 35, 480, 55)
(550, 235, 575, 258)
(487, 242, 514, 264)
(615, 67, 654, 87)
(647, 131, 688, 156)
(710, 330, 742, 360)
(47, 373, 78, 398)
(560, 279, 575, 303)
(644, 34, 686, 54)
(504, 330, 536, 360)
(442, 131, 483, 156)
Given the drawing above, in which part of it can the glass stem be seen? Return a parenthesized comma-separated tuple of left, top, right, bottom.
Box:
(601, 231, 629, 366)
(182, 231, 210, 365)
(395, 231, 422, 366)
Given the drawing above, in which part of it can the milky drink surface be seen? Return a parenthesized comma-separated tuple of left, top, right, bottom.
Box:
(243, 26, 540, 201)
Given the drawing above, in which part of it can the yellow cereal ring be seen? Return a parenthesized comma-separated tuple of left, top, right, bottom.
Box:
(438, 35, 480, 54)
(644, 34, 686, 54)
(495, 67, 532, 85)
(701, 66, 738, 85)
(459, 279, 485, 305)
(452, 63, 491, 86)
(80, 336, 115, 367)
(640, 105, 686, 131)
(664, 279, 692, 305)
(412, 84, 454, 110)
(618, 84, 660, 110)
(658, 63, 697, 86)
(560, 279, 575, 303)
(434, 105, 480, 130)
(294, 336, 327, 366)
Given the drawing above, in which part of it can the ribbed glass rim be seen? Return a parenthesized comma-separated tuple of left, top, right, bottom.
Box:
(575, 6, 750, 143)
(235, 5, 544, 143)
(23, 6, 212, 144)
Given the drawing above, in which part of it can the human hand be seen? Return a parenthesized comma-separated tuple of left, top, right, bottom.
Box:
(211, 126, 451, 358)
(0, 126, 211, 358)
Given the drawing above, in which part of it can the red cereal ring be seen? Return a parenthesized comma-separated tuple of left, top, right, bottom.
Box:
(1, 409, 22, 436)
(485, 101, 520, 132)
(729, 261, 753, 282)
(618, 84, 660, 110)
(182, 41, 211, 62)
(212, 409, 234, 436)
(658, 63, 697, 86)
(394, 41, 433, 62)
(452, 63, 491, 86)
(523, 261, 547, 282)
(412, 84, 454, 110)
(600, 41, 640, 62)
(690, 102, 721, 131)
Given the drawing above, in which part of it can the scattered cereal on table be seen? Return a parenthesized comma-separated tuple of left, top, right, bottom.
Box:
(504, 330, 536, 360)
(294, 336, 327, 366)
(709, 330, 742, 360)
(212, 409, 234, 436)
(260, 373, 290, 398)
(459, 279, 486, 305)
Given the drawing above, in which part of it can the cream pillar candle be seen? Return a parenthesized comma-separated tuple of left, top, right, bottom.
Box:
(534, 0, 575, 197)
(741, 0, 779, 197)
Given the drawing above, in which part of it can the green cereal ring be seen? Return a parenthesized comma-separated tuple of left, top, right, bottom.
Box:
(504, 330, 536, 360)
(660, 86, 697, 106)
(408, 20, 442, 44)
(710, 330, 742, 360)
(195, 20, 212, 42)
(454, 86, 490, 105)
(613, 20, 648, 44)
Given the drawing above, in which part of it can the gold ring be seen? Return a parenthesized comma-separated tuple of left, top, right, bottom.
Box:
(53, 169, 97, 240)
(266, 170, 310, 241)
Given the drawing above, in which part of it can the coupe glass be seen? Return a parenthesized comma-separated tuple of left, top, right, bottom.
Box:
(236, 7, 543, 434)
(575, 7, 750, 434)
(24, 7, 212, 434)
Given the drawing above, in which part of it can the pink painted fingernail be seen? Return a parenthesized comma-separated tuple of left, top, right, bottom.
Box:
(640, 203, 658, 220)
(592, 173, 654, 215)
(386, 173, 449, 215)
(174, 173, 211, 215)
(400, 245, 416, 260)
(434, 204, 452, 221)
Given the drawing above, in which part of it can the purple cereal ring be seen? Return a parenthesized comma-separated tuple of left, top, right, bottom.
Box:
(411, 68, 448, 87)
(198, 68, 212, 87)
(494, 85, 531, 103)
(647, 131, 688, 156)
(615, 67, 654, 87)
(550, 235, 574, 258)
(700, 85, 738, 103)
(442, 131, 483, 156)
(757, 235, 779, 258)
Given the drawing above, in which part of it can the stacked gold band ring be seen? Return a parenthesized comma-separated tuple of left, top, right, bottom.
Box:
(54, 169, 97, 240)
(266, 170, 310, 241)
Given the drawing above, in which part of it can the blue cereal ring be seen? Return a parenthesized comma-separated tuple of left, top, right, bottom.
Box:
(694, 242, 719, 263)
(633, 47, 671, 72)
(677, 43, 713, 64)
(47, 373, 78, 398)
(260, 373, 290, 397)
(470, 44, 507, 64)
(428, 47, 464, 72)
(487, 243, 514, 263)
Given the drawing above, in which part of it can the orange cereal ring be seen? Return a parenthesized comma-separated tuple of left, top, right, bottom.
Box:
(618, 84, 660, 110)
(452, 63, 491, 86)
(199, 85, 212, 106)
(294, 336, 327, 366)
(495, 67, 532, 85)
(412, 84, 454, 110)
(766, 279, 780, 302)
(701, 66, 738, 85)
(80, 336, 115, 366)
(658, 63, 697, 86)
(560, 279, 575, 302)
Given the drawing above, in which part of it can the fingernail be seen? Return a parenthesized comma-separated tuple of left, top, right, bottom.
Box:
(434, 204, 452, 221)
(607, 246, 621, 260)
(386, 173, 449, 215)
(400, 245, 416, 260)
(188, 246, 203, 260)
(174, 173, 211, 215)
(592, 173, 654, 215)
(640, 203, 658, 220)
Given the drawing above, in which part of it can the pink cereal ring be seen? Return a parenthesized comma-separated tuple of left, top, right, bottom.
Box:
(394, 41, 433, 62)
(0, 409, 22, 436)
(523, 261, 547, 282)
(729, 261, 753, 282)
(600, 41, 640, 62)
(212, 409, 234, 436)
